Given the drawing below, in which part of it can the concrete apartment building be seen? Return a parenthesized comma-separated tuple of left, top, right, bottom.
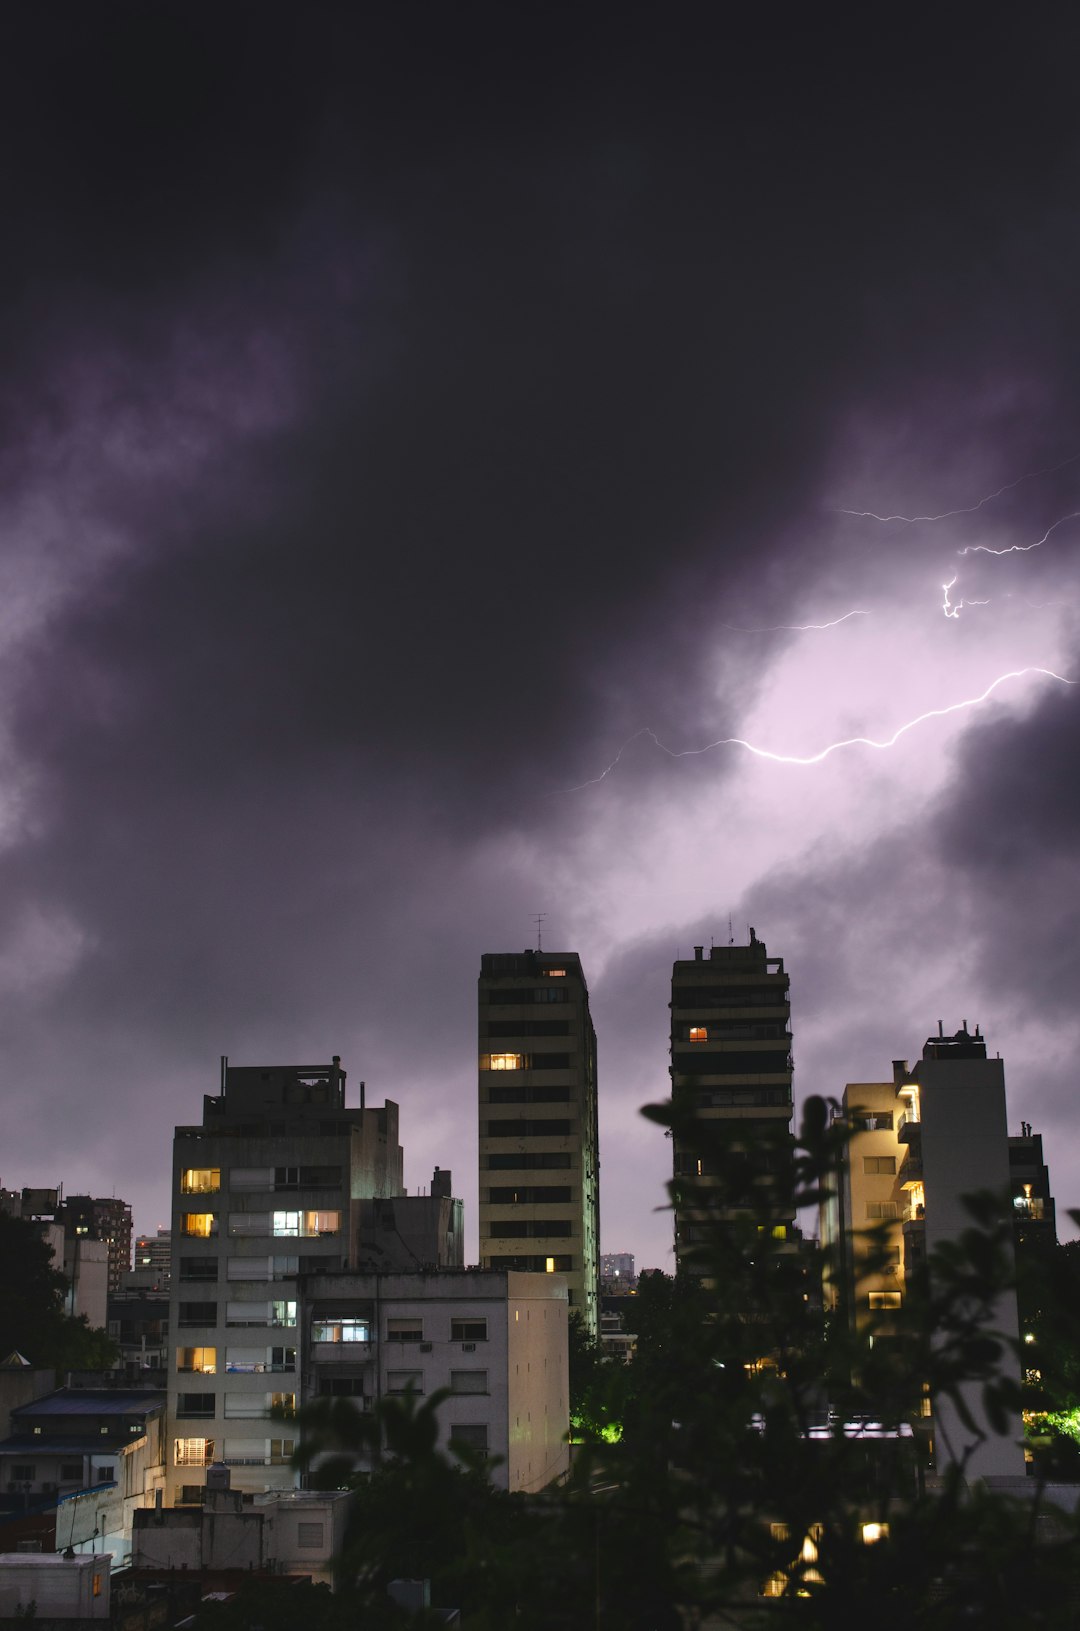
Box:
(166, 1057, 403, 1503)
(58, 1196, 134, 1295)
(822, 1023, 1026, 1482)
(478, 951, 600, 1337)
(670, 934, 794, 1265)
(302, 1268, 569, 1492)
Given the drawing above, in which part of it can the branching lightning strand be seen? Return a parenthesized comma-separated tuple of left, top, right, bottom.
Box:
(564, 668, 1074, 789)
(719, 610, 869, 632)
(958, 511, 1080, 557)
(835, 452, 1080, 524)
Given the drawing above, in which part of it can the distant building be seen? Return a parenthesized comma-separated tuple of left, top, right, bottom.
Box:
(478, 951, 600, 1336)
(355, 1169, 464, 1271)
(131, 1230, 172, 1290)
(822, 1023, 1025, 1483)
(670, 935, 794, 1267)
(600, 1252, 636, 1291)
(1009, 1125, 1057, 1253)
(165, 1056, 404, 1503)
(302, 1268, 569, 1492)
(58, 1196, 134, 1295)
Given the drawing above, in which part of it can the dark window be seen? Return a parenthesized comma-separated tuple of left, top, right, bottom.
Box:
(487, 1152, 572, 1171)
(488, 1085, 572, 1105)
(486, 1120, 572, 1138)
(60, 1462, 82, 1480)
(673, 1050, 791, 1076)
(863, 1156, 896, 1175)
(176, 1392, 215, 1418)
(486, 1020, 571, 1037)
(179, 1257, 218, 1281)
(275, 1165, 342, 1190)
(178, 1302, 217, 1326)
(449, 1424, 488, 1454)
(484, 986, 569, 1005)
(179, 1485, 207, 1505)
(530, 1053, 571, 1071)
(488, 1186, 572, 1204)
(451, 1319, 488, 1341)
(318, 1377, 366, 1397)
(489, 1219, 571, 1239)
(671, 984, 788, 1010)
(11, 1464, 34, 1481)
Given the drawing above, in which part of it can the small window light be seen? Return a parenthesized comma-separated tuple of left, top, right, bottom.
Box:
(546, 969, 567, 977)
(689, 1026, 708, 1042)
(545, 1257, 556, 1272)
(1024, 1332, 1036, 1344)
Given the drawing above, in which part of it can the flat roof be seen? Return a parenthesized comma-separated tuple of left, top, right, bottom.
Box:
(13, 1390, 164, 1418)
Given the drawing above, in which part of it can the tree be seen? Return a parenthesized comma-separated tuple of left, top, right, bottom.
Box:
(0, 1211, 119, 1370)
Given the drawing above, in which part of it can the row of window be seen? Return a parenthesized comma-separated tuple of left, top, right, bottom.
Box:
(178, 1301, 297, 1328)
(671, 985, 788, 1009)
(480, 1053, 573, 1072)
(486, 1085, 572, 1105)
(174, 1437, 293, 1467)
(175, 1391, 295, 1418)
(673, 1051, 792, 1077)
(487, 1254, 573, 1272)
(694, 1089, 790, 1109)
(177, 1346, 295, 1373)
(485, 1020, 571, 1038)
(176, 1316, 488, 1353)
(486, 1220, 572, 1238)
(863, 1156, 896, 1175)
(180, 1166, 343, 1196)
(677, 1022, 790, 1042)
(485, 1120, 572, 1139)
(486, 1152, 571, 1171)
(487, 1186, 572, 1205)
(10, 1462, 102, 1483)
(181, 1211, 341, 1238)
(484, 986, 568, 1005)
(180, 1253, 340, 1282)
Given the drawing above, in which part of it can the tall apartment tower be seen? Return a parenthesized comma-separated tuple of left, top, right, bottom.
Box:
(670, 934, 794, 1266)
(478, 951, 600, 1337)
(166, 1057, 402, 1504)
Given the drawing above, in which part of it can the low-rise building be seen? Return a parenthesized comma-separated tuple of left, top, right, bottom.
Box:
(0, 1551, 111, 1621)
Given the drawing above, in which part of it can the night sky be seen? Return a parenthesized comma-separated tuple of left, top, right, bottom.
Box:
(4, 7, 1080, 1270)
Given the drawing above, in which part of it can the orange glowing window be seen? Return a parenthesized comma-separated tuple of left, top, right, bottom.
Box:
(689, 1026, 708, 1042)
(546, 968, 567, 977)
(483, 1053, 523, 1071)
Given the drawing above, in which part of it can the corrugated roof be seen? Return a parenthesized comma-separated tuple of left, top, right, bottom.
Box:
(12, 1390, 164, 1419)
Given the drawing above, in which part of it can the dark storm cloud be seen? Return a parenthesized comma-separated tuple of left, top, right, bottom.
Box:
(3, 4, 1080, 1244)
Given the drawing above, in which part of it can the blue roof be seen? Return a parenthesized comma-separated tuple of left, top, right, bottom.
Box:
(12, 1390, 164, 1419)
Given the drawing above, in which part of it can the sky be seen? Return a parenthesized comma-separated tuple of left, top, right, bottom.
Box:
(3, 7, 1080, 1271)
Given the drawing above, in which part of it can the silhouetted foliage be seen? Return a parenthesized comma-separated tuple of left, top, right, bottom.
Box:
(0, 1211, 118, 1370)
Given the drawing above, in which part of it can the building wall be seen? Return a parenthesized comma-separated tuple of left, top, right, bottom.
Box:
(478, 952, 600, 1336)
(0, 1553, 110, 1619)
(165, 1059, 403, 1503)
(505, 1272, 569, 1492)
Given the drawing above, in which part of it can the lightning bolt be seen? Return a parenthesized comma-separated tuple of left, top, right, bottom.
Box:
(942, 577, 990, 619)
(958, 511, 1080, 556)
(564, 668, 1073, 788)
(836, 451, 1080, 524)
(719, 609, 869, 632)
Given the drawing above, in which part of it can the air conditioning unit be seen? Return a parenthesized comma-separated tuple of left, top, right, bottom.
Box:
(419, 1342, 433, 1353)
(462, 1342, 476, 1353)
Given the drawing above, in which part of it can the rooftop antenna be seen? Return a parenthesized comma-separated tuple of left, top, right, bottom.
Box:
(728, 914, 734, 946)
(533, 912, 547, 951)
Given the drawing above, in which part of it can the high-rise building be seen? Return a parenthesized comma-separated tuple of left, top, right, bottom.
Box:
(669, 934, 794, 1267)
(131, 1229, 173, 1289)
(165, 1056, 403, 1503)
(822, 1023, 1025, 1482)
(477, 951, 600, 1337)
(56, 1195, 134, 1294)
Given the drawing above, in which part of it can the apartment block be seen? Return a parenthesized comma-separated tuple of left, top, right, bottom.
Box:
(166, 1056, 402, 1503)
(301, 1268, 569, 1492)
(670, 934, 794, 1265)
(478, 951, 600, 1336)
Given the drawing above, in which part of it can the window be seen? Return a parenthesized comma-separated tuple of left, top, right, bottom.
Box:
(60, 1462, 82, 1480)
(481, 1052, 524, 1071)
(11, 1464, 34, 1481)
(319, 1377, 366, 1397)
(177, 1346, 217, 1373)
(272, 1254, 300, 1276)
(230, 1167, 274, 1191)
(488, 1254, 573, 1272)
(545, 968, 567, 977)
(689, 1026, 708, 1042)
(229, 1213, 269, 1236)
(275, 1165, 341, 1190)
(225, 1393, 266, 1418)
(387, 1318, 422, 1342)
(272, 1210, 341, 1237)
(855, 1112, 894, 1131)
(271, 1300, 297, 1327)
(225, 1348, 265, 1373)
(451, 1319, 488, 1342)
(226, 1300, 269, 1327)
(176, 1392, 215, 1418)
(863, 1156, 896, 1175)
(174, 1437, 214, 1467)
(869, 1291, 902, 1310)
(181, 1168, 220, 1194)
(488, 1186, 572, 1205)
(866, 1202, 899, 1220)
(228, 1257, 271, 1282)
(297, 1521, 325, 1549)
(270, 1346, 297, 1370)
(269, 1438, 294, 1465)
(487, 1152, 571, 1171)
(180, 1257, 218, 1281)
(95, 1465, 116, 1483)
(386, 1371, 423, 1394)
(312, 1318, 369, 1344)
(486, 1120, 572, 1138)
(489, 1085, 572, 1105)
(271, 1392, 296, 1414)
(491, 1219, 572, 1238)
(92, 1574, 102, 1599)
(178, 1302, 217, 1327)
(449, 1424, 488, 1455)
(181, 1214, 217, 1238)
(450, 1371, 488, 1393)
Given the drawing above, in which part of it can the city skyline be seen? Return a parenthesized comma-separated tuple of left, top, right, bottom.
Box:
(3, 11, 1080, 1273)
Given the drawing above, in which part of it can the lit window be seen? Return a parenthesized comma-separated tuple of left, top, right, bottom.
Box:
(271, 1300, 297, 1327)
(868, 1291, 902, 1309)
(483, 1053, 523, 1071)
(689, 1026, 708, 1042)
(181, 1213, 217, 1238)
(271, 1210, 340, 1237)
(271, 1392, 296, 1414)
(861, 1522, 888, 1544)
(545, 968, 567, 977)
(177, 1346, 217, 1373)
(545, 1257, 556, 1272)
(174, 1437, 214, 1467)
(181, 1168, 221, 1195)
(313, 1318, 370, 1343)
(92, 1574, 102, 1598)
